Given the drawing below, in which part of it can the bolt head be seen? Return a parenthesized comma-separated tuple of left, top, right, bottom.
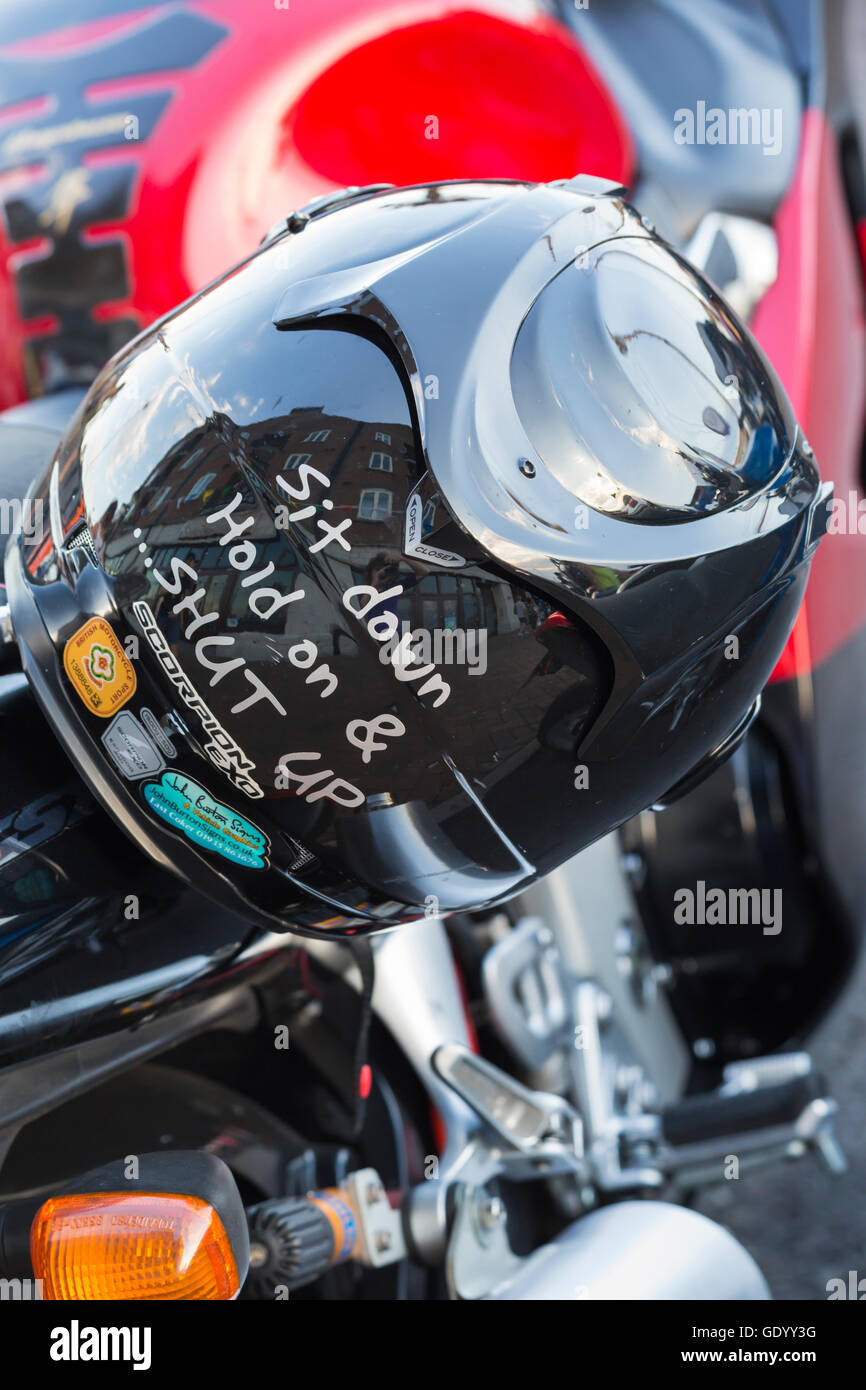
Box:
(478, 1195, 506, 1230)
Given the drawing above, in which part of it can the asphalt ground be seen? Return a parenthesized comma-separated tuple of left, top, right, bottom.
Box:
(696, 943, 866, 1300)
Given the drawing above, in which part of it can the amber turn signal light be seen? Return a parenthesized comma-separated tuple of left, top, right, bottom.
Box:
(32, 1190, 241, 1300)
(22, 1153, 250, 1301)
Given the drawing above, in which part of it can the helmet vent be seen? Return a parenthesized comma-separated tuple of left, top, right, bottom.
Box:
(281, 835, 317, 874)
(62, 522, 98, 568)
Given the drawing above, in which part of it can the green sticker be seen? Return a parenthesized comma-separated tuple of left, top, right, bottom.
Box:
(144, 770, 268, 869)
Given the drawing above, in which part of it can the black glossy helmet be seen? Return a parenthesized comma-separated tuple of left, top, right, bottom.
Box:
(6, 177, 829, 938)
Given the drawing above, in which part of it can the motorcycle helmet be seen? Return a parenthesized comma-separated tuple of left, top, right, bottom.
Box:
(4, 177, 829, 938)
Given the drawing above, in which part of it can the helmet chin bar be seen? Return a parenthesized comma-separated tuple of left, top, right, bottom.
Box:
(651, 694, 761, 810)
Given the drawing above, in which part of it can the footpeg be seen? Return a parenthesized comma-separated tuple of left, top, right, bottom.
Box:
(648, 1053, 847, 1184)
(661, 1072, 827, 1146)
(431, 1042, 585, 1178)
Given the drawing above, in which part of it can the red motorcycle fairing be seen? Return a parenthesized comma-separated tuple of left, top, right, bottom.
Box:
(623, 104, 866, 1062)
(757, 110, 866, 679)
(0, 0, 632, 409)
(756, 109, 866, 986)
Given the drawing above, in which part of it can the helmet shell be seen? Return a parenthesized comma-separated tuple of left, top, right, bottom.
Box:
(6, 179, 827, 936)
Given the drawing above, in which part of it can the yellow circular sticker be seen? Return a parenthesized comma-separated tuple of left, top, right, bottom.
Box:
(63, 616, 137, 718)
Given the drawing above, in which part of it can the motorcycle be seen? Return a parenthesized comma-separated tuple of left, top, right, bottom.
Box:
(0, 0, 860, 1301)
